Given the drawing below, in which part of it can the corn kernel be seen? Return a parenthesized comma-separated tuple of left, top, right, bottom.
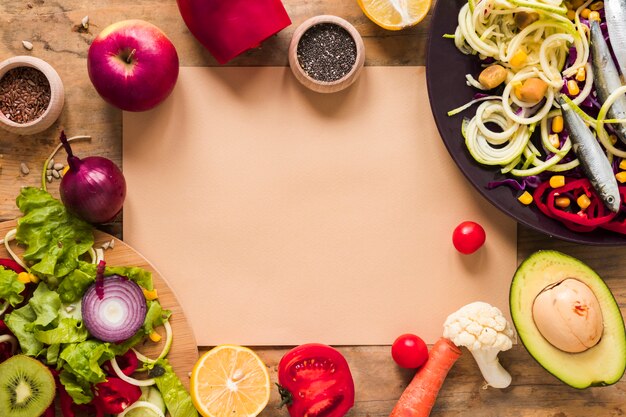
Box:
(619, 160, 626, 170)
(590, 1, 604, 10)
(17, 272, 31, 284)
(149, 331, 162, 343)
(575, 67, 586, 82)
(551, 116, 564, 133)
(571, 0, 584, 8)
(518, 191, 533, 205)
(555, 197, 571, 208)
(616, 171, 626, 183)
(580, 8, 591, 18)
(510, 49, 528, 68)
(549, 133, 561, 148)
(589, 10, 601, 21)
(62, 165, 70, 176)
(550, 175, 566, 188)
(143, 288, 159, 301)
(577, 194, 591, 209)
(610, 134, 618, 145)
(567, 79, 580, 96)
(566, 9, 576, 20)
(29, 274, 40, 283)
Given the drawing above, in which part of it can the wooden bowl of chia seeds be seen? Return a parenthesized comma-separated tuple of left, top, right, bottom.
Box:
(289, 15, 365, 94)
(0, 56, 64, 135)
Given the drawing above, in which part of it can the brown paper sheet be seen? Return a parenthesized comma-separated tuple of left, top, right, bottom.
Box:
(123, 66, 517, 346)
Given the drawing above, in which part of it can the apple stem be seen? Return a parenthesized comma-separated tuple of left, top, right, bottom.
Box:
(127, 48, 136, 64)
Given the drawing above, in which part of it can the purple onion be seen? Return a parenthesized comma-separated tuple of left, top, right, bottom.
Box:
(487, 178, 525, 191)
(59, 131, 126, 224)
(82, 275, 146, 343)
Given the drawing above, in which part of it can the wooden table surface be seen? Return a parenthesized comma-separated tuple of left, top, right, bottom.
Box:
(1, 1, 625, 416)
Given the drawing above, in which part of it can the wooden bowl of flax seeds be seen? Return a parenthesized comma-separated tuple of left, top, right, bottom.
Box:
(289, 15, 365, 94)
(0, 56, 64, 135)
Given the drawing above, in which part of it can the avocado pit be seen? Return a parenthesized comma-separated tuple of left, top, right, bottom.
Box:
(532, 278, 603, 353)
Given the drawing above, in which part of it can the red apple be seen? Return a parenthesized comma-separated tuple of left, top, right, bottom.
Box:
(87, 19, 179, 112)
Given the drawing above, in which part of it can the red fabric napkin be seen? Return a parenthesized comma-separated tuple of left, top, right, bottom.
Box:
(177, 0, 292, 64)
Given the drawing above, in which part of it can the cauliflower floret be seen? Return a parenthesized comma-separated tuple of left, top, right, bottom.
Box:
(443, 301, 516, 389)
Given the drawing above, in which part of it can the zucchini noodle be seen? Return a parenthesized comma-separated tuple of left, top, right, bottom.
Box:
(451, 0, 596, 178)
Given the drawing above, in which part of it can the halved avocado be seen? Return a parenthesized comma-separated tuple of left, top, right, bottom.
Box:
(510, 250, 626, 389)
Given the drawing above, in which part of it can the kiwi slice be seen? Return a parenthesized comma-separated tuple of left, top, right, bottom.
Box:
(0, 355, 55, 417)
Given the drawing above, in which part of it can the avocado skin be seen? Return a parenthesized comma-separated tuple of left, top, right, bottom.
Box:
(510, 250, 626, 389)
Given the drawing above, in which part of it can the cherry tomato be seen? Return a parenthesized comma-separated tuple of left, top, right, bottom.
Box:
(277, 344, 355, 417)
(452, 221, 486, 254)
(391, 334, 428, 369)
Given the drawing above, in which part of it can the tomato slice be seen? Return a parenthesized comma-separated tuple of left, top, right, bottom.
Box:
(277, 344, 355, 417)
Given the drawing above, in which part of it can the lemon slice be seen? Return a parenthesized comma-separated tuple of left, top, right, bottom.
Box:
(190, 345, 271, 417)
(357, 0, 432, 30)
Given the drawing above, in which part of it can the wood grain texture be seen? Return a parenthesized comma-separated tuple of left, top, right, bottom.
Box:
(1, 0, 626, 416)
(0, 219, 198, 393)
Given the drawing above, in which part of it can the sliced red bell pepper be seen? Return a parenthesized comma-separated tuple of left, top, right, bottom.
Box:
(532, 179, 598, 232)
(0, 258, 25, 273)
(546, 178, 617, 226)
(102, 350, 139, 377)
(93, 377, 141, 414)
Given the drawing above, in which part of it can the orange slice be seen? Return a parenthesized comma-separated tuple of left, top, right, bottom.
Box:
(190, 345, 271, 417)
(357, 0, 432, 30)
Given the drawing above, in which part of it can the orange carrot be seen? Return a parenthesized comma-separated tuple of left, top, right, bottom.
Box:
(389, 337, 461, 417)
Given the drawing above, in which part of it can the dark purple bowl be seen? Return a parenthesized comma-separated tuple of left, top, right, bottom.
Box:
(425, 0, 626, 246)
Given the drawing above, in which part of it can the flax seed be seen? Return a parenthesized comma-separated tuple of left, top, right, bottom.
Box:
(0, 67, 51, 124)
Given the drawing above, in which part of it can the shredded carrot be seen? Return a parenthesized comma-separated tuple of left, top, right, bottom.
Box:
(389, 337, 461, 417)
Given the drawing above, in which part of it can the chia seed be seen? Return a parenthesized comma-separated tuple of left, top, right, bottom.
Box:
(297, 23, 357, 83)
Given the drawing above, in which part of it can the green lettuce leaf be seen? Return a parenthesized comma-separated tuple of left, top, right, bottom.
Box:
(4, 304, 44, 356)
(45, 343, 61, 365)
(35, 318, 88, 345)
(152, 359, 199, 417)
(59, 370, 94, 404)
(56, 261, 155, 303)
(0, 267, 25, 306)
(15, 187, 94, 287)
(60, 340, 113, 384)
(56, 262, 95, 303)
(27, 282, 61, 329)
(144, 300, 171, 335)
(106, 265, 154, 290)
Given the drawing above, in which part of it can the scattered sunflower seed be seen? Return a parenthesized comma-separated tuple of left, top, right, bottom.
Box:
(46, 175, 52, 183)
(101, 241, 110, 250)
(65, 305, 75, 313)
(52, 169, 60, 179)
(81, 15, 89, 29)
(46, 169, 52, 176)
(109, 239, 115, 249)
(20, 162, 29, 175)
(53, 162, 64, 170)
(22, 40, 33, 51)
(47, 158, 55, 169)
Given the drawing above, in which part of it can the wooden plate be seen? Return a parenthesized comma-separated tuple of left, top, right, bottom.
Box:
(0, 220, 198, 413)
